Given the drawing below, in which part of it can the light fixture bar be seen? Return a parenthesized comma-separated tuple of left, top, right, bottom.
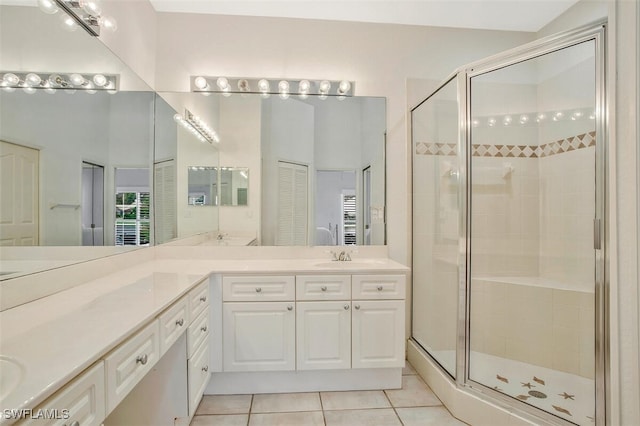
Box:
(54, 0, 100, 36)
(190, 76, 355, 97)
(0, 71, 118, 93)
(173, 109, 220, 145)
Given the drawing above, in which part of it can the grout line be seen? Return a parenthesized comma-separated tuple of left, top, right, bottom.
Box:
(246, 394, 254, 425)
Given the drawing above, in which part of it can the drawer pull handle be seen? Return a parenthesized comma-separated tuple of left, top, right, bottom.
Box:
(377, 285, 383, 291)
(287, 305, 293, 311)
(136, 354, 148, 365)
(344, 304, 350, 310)
(255, 287, 262, 293)
(355, 304, 361, 310)
(176, 318, 185, 327)
(321, 286, 327, 292)
(201, 325, 208, 332)
(200, 296, 207, 302)
(202, 365, 209, 373)
(67, 422, 80, 426)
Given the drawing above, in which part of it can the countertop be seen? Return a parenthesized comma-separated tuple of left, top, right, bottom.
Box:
(0, 257, 408, 419)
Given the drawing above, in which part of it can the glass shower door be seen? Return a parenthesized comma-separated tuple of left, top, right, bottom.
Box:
(468, 39, 599, 425)
(411, 77, 461, 378)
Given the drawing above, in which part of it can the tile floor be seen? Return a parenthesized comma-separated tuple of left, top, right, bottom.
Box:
(190, 363, 467, 426)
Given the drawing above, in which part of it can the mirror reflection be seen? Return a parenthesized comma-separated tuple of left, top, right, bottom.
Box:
(188, 167, 218, 206)
(155, 92, 386, 246)
(0, 3, 154, 280)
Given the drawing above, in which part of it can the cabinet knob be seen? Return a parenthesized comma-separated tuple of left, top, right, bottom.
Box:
(355, 304, 361, 310)
(321, 286, 327, 292)
(136, 354, 148, 365)
(202, 365, 209, 373)
(201, 325, 208, 332)
(200, 296, 207, 302)
(176, 318, 185, 327)
(377, 285, 383, 291)
(255, 287, 262, 293)
(344, 304, 350, 310)
(287, 305, 293, 311)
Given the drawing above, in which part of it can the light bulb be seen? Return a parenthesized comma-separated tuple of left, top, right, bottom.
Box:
(503, 115, 512, 126)
(44, 82, 56, 94)
(93, 74, 107, 87)
(216, 77, 230, 91)
(519, 114, 529, 124)
(37, 0, 59, 14)
(472, 119, 480, 127)
(258, 79, 270, 92)
(48, 74, 66, 87)
(69, 73, 86, 86)
(319, 80, 331, 94)
(104, 81, 115, 90)
(173, 113, 183, 123)
(537, 113, 546, 120)
(22, 86, 36, 95)
(237, 79, 250, 92)
(85, 82, 96, 94)
(278, 80, 289, 92)
(194, 76, 208, 90)
(488, 118, 496, 127)
(98, 15, 117, 31)
(319, 94, 328, 101)
(2, 73, 20, 86)
(337, 80, 351, 95)
(60, 14, 78, 32)
(80, 0, 102, 16)
(298, 80, 310, 93)
(25, 73, 42, 87)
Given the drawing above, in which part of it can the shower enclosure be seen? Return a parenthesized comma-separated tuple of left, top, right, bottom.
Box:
(411, 23, 606, 425)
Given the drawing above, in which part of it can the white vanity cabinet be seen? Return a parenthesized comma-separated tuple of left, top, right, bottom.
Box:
(296, 275, 352, 370)
(351, 275, 406, 369)
(222, 276, 296, 372)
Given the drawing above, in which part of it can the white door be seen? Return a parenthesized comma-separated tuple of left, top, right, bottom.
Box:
(0, 141, 39, 245)
(296, 301, 351, 370)
(154, 159, 176, 244)
(276, 161, 308, 245)
(223, 302, 296, 372)
(352, 300, 405, 368)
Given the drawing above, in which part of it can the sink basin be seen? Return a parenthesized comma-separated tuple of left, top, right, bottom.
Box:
(314, 261, 385, 268)
(0, 356, 25, 400)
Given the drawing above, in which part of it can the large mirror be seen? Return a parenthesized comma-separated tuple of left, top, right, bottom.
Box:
(0, 3, 155, 279)
(155, 92, 386, 246)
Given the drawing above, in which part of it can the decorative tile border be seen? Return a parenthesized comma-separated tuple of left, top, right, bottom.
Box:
(416, 131, 596, 158)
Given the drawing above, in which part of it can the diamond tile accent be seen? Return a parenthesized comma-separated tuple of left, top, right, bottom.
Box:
(415, 132, 596, 158)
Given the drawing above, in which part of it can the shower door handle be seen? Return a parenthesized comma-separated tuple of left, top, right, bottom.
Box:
(594, 218, 601, 250)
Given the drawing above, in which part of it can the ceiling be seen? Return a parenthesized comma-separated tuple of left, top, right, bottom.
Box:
(148, 0, 581, 32)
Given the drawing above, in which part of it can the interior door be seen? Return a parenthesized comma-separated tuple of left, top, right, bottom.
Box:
(81, 162, 104, 246)
(0, 141, 39, 245)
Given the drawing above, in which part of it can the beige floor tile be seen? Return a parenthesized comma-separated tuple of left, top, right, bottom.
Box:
(324, 408, 401, 426)
(385, 376, 442, 407)
(248, 411, 324, 426)
(251, 392, 321, 413)
(190, 414, 249, 426)
(320, 390, 391, 410)
(196, 395, 253, 415)
(403, 363, 418, 376)
(396, 407, 468, 425)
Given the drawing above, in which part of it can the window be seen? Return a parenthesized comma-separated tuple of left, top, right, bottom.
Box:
(115, 191, 150, 246)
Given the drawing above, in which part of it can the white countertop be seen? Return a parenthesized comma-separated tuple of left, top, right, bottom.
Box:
(0, 257, 408, 419)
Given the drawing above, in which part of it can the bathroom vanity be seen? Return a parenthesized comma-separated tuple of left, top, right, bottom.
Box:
(0, 252, 408, 426)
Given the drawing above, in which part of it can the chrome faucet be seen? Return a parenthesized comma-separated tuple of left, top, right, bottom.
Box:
(331, 250, 352, 261)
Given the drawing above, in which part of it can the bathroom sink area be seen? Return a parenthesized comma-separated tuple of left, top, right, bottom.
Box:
(0, 355, 25, 401)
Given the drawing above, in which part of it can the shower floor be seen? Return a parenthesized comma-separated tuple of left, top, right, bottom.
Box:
(429, 350, 595, 425)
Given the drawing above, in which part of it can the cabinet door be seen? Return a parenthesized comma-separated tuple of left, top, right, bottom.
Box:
(352, 300, 405, 368)
(296, 301, 351, 370)
(223, 302, 295, 372)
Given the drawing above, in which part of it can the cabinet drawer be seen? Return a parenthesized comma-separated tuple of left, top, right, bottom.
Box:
(296, 275, 351, 300)
(352, 275, 406, 300)
(223, 276, 295, 301)
(189, 279, 210, 321)
(105, 320, 160, 415)
(158, 296, 189, 356)
(188, 334, 211, 416)
(20, 362, 105, 426)
(188, 307, 210, 358)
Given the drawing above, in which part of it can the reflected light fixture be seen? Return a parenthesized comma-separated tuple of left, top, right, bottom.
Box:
(191, 76, 354, 98)
(37, 0, 117, 36)
(173, 109, 220, 145)
(0, 71, 118, 94)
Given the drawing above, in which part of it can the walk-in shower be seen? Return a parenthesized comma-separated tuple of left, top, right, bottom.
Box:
(411, 23, 606, 425)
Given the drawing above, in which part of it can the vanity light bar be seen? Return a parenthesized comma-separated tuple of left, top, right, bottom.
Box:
(0, 71, 118, 94)
(190, 76, 355, 98)
(174, 109, 220, 145)
(47, 0, 117, 37)
(471, 107, 596, 128)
